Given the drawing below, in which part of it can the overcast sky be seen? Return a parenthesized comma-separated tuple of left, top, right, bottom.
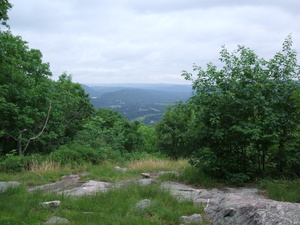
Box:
(7, 0, 300, 84)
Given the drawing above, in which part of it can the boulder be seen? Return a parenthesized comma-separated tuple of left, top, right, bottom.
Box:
(44, 216, 69, 224)
(29, 175, 80, 192)
(60, 180, 112, 196)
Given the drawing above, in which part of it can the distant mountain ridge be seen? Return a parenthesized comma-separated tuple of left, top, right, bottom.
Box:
(81, 83, 193, 124)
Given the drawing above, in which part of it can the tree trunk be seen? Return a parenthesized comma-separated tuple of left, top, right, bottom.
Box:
(18, 131, 23, 156)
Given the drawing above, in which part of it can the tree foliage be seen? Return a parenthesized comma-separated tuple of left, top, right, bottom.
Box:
(156, 102, 195, 159)
(0, 31, 93, 155)
(158, 35, 300, 181)
(0, 0, 12, 28)
(182, 35, 300, 180)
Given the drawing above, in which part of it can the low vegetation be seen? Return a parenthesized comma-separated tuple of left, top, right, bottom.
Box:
(0, 183, 209, 225)
(0, 158, 210, 225)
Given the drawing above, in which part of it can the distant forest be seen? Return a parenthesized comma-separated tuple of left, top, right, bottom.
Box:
(81, 84, 192, 125)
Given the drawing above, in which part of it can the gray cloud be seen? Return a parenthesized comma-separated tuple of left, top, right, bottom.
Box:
(8, 0, 300, 84)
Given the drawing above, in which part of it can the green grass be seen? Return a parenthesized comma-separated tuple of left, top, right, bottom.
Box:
(259, 179, 300, 203)
(1, 156, 299, 225)
(159, 165, 219, 189)
(0, 183, 209, 225)
(0, 157, 188, 186)
(0, 162, 90, 187)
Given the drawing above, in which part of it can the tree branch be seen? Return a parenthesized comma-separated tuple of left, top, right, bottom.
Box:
(22, 101, 52, 155)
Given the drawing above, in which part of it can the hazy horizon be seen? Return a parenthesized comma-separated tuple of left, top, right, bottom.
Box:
(9, 0, 300, 84)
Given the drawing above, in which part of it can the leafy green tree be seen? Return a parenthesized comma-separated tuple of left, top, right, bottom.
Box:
(267, 35, 300, 174)
(136, 123, 157, 153)
(123, 120, 142, 152)
(125, 121, 158, 153)
(48, 73, 94, 144)
(0, 31, 53, 155)
(156, 103, 194, 159)
(181, 35, 300, 181)
(75, 109, 129, 153)
(0, 0, 12, 28)
(0, 31, 94, 155)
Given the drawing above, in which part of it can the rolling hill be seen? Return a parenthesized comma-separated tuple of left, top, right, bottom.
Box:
(81, 84, 193, 124)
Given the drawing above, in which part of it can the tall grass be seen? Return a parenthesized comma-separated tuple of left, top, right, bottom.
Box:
(260, 179, 300, 203)
(29, 159, 61, 172)
(127, 158, 188, 172)
(0, 158, 92, 186)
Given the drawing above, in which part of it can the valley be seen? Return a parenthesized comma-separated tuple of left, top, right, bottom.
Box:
(81, 83, 193, 124)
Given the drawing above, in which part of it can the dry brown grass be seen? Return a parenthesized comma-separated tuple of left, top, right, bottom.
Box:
(127, 158, 189, 172)
(29, 159, 61, 172)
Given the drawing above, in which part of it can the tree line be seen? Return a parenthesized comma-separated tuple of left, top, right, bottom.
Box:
(1, 1, 299, 182)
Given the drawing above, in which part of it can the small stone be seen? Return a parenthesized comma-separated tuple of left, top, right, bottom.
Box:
(141, 173, 151, 178)
(114, 166, 127, 172)
(135, 199, 151, 211)
(40, 200, 61, 208)
(180, 214, 203, 223)
(44, 216, 69, 224)
(138, 178, 158, 186)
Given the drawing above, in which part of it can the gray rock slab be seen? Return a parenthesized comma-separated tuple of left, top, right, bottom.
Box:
(160, 182, 300, 225)
(0, 181, 20, 192)
(137, 178, 158, 186)
(60, 180, 112, 196)
(114, 178, 158, 188)
(160, 182, 200, 202)
(114, 166, 127, 172)
(29, 175, 81, 192)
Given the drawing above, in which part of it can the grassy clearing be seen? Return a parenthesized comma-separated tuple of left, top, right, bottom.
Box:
(0, 183, 209, 225)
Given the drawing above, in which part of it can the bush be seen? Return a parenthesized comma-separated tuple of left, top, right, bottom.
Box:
(0, 153, 23, 172)
(50, 143, 118, 165)
(225, 172, 251, 185)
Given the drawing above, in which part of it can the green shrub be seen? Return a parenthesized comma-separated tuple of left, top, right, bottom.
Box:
(225, 172, 251, 185)
(0, 151, 23, 172)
